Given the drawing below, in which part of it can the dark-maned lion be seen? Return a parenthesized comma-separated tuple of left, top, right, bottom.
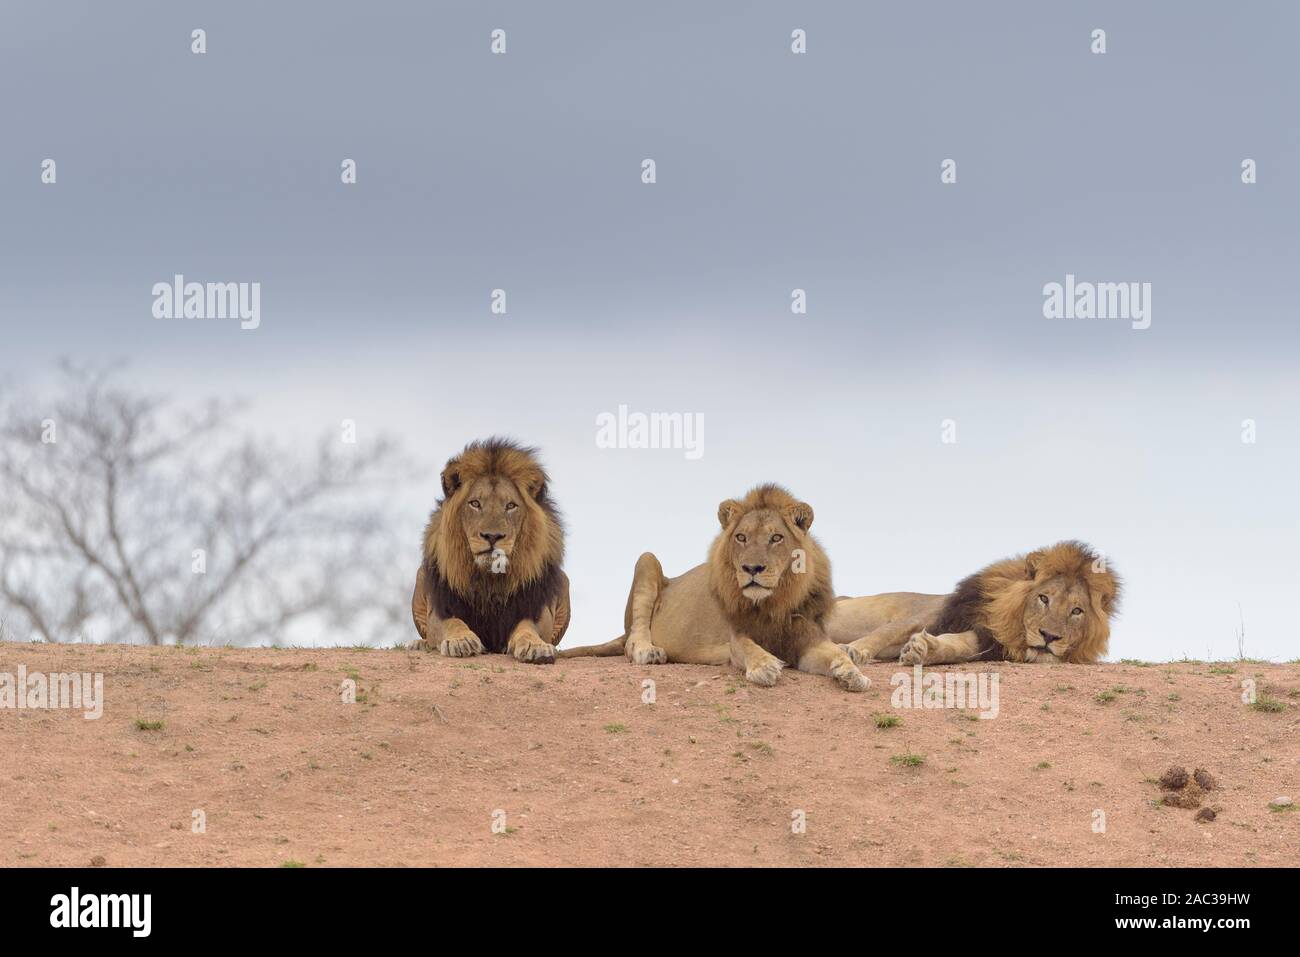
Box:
(558, 484, 869, 691)
(410, 438, 569, 663)
(827, 540, 1119, 665)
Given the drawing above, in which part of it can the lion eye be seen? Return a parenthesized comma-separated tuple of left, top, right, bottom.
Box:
(1037, 594, 1049, 606)
(505, 502, 518, 511)
(735, 533, 746, 544)
(1071, 607, 1083, 616)
(770, 534, 783, 544)
(469, 500, 481, 510)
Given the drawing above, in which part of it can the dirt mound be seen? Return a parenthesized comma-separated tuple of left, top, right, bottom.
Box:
(1, 643, 1298, 866)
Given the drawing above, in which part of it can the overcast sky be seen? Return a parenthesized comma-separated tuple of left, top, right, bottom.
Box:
(2, 1, 1297, 660)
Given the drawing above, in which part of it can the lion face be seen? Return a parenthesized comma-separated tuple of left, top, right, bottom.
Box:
(426, 438, 565, 596)
(458, 475, 527, 573)
(984, 542, 1120, 664)
(1020, 574, 1095, 661)
(718, 496, 814, 604)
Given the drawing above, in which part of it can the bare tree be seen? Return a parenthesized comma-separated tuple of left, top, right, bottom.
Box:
(0, 362, 411, 646)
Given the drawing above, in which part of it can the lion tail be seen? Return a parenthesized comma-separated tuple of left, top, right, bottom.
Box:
(555, 634, 627, 659)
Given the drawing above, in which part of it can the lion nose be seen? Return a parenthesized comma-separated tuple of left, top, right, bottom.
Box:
(481, 532, 505, 547)
(742, 564, 766, 576)
(1039, 629, 1062, 644)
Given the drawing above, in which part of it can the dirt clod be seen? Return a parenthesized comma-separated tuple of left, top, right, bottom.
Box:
(1159, 766, 1189, 790)
(1162, 785, 1203, 809)
(1158, 765, 1222, 814)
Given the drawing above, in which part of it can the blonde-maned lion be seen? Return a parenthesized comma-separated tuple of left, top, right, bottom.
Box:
(409, 438, 570, 663)
(558, 484, 870, 691)
(827, 540, 1119, 665)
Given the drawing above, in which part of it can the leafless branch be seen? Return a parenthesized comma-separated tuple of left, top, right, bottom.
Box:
(0, 362, 413, 646)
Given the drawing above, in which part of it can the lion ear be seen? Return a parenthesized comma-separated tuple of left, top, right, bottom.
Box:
(440, 459, 463, 498)
(784, 501, 814, 533)
(523, 474, 547, 501)
(1024, 550, 1045, 579)
(717, 499, 742, 528)
(1098, 579, 1120, 615)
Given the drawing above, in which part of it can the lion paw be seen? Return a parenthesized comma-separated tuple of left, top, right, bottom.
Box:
(830, 658, 871, 692)
(745, 657, 784, 688)
(844, 643, 871, 667)
(438, 631, 485, 658)
(899, 631, 932, 666)
(510, 637, 556, 664)
(629, 643, 668, 666)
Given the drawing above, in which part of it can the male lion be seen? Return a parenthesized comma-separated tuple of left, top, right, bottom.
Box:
(827, 540, 1119, 665)
(557, 484, 870, 691)
(410, 438, 570, 663)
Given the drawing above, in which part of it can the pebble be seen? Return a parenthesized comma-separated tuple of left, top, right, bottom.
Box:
(1270, 795, 1293, 808)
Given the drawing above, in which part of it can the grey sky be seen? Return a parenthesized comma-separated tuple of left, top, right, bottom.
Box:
(2, 1, 1297, 659)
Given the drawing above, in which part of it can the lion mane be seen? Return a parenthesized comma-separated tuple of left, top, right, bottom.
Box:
(419, 438, 565, 653)
(933, 540, 1120, 663)
(707, 483, 835, 664)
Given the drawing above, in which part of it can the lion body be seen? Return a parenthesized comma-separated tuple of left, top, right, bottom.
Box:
(826, 591, 945, 648)
(604, 562, 738, 666)
(411, 559, 569, 654)
(558, 484, 869, 691)
(410, 438, 570, 662)
(834, 541, 1119, 665)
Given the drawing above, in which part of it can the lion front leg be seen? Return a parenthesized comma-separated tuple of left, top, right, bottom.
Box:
(506, 619, 556, 664)
(418, 606, 485, 658)
(845, 618, 929, 666)
(899, 630, 982, 665)
(730, 634, 784, 687)
(798, 638, 870, 692)
(431, 617, 485, 658)
(410, 566, 484, 656)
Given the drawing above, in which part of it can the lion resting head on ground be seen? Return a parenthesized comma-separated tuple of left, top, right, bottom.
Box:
(708, 483, 837, 666)
(938, 540, 1120, 663)
(412, 438, 567, 656)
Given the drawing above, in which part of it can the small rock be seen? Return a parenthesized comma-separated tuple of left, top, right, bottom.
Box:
(1194, 807, 1216, 823)
(1159, 766, 1189, 790)
(1192, 768, 1217, 791)
(1269, 796, 1293, 809)
(89, 855, 106, 867)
